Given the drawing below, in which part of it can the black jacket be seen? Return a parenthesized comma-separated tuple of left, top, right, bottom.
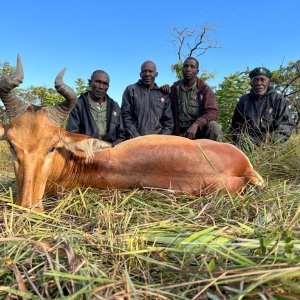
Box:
(230, 87, 294, 143)
(66, 92, 125, 145)
(121, 80, 174, 138)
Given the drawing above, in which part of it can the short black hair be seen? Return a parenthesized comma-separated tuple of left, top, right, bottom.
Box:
(140, 60, 157, 72)
(184, 57, 199, 69)
(90, 70, 110, 81)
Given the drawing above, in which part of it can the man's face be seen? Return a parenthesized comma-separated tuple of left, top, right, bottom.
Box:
(140, 62, 157, 88)
(90, 72, 110, 101)
(250, 75, 270, 96)
(183, 59, 199, 80)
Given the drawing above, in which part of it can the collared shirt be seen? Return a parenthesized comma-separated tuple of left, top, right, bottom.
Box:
(178, 79, 200, 128)
(88, 93, 107, 139)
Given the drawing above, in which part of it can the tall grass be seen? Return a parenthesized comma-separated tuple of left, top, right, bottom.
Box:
(0, 137, 299, 299)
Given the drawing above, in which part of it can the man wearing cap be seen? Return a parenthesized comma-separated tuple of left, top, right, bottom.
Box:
(230, 67, 294, 144)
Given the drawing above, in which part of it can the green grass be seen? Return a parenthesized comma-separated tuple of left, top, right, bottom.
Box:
(0, 137, 299, 299)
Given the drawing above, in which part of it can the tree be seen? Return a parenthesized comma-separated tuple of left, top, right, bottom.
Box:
(28, 86, 65, 106)
(272, 60, 300, 126)
(75, 78, 89, 95)
(0, 60, 62, 107)
(216, 70, 250, 135)
(22, 78, 89, 107)
(170, 25, 220, 79)
(0, 61, 15, 79)
(0, 61, 16, 122)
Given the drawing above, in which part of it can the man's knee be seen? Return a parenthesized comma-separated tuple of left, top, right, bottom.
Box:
(206, 121, 223, 141)
(207, 121, 221, 130)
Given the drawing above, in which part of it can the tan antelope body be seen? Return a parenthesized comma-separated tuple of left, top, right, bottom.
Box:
(0, 56, 264, 210)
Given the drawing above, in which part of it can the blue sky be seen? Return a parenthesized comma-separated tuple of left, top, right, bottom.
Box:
(1, 0, 300, 104)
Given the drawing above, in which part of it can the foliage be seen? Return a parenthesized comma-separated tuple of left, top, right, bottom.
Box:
(0, 61, 16, 115)
(75, 78, 89, 95)
(216, 70, 251, 134)
(0, 142, 13, 177)
(0, 60, 64, 107)
(171, 60, 215, 81)
(171, 60, 184, 79)
(0, 61, 15, 79)
(0, 106, 5, 123)
(272, 60, 300, 125)
(0, 135, 300, 299)
(29, 86, 65, 106)
(22, 79, 89, 107)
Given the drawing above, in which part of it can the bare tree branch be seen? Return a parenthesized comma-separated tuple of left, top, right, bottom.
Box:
(171, 27, 191, 61)
(170, 25, 220, 62)
(282, 65, 300, 95)
(188, 27, 207, 57)
(285, 88, 300, 98)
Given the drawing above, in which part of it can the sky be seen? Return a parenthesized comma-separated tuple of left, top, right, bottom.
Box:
(1, 0, 300, 104)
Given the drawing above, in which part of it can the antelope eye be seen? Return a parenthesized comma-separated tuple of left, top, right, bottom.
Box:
(48, 142, 59, 153)
(48, 146, 56, 153)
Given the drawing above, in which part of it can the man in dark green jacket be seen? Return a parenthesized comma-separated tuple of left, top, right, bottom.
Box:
(230, 67, 294, 144)
(66, 70, 125, 146)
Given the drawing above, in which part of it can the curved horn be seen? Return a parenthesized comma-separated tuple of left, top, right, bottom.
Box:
(45, 68, 77, 124)
(0, 55, 29, 119)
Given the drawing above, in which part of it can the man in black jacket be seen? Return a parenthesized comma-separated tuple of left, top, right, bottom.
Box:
(66, 70, 125, 146)
(121, 60, 173, 138)
(230, 67, 294, 144)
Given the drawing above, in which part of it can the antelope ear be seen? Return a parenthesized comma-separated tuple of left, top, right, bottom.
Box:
(0, 123, 5, 140)
(63, 130, 112, 147)
(61, 131, 112, 158)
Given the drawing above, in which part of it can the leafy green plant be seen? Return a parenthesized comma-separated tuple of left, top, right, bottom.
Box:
(216, 70, 250, 135)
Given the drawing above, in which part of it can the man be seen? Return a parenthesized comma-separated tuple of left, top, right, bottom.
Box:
(169, 57, 222, 140)
(121, 60, 173, 138)
(230, 67, 294, 144)
(66, 70, 125, 146)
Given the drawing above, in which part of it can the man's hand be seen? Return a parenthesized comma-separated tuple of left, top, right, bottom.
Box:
(185, 123, 198, 139)
(160, 84, 171, 94)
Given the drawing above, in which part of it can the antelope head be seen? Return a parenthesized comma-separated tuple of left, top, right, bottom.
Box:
(0, 55, 77, 211)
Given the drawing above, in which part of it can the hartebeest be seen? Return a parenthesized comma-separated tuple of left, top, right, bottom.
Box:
(0, 56, 264, 211)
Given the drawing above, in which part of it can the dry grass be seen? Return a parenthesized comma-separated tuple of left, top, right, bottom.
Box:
(0, 136, 299, 299)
